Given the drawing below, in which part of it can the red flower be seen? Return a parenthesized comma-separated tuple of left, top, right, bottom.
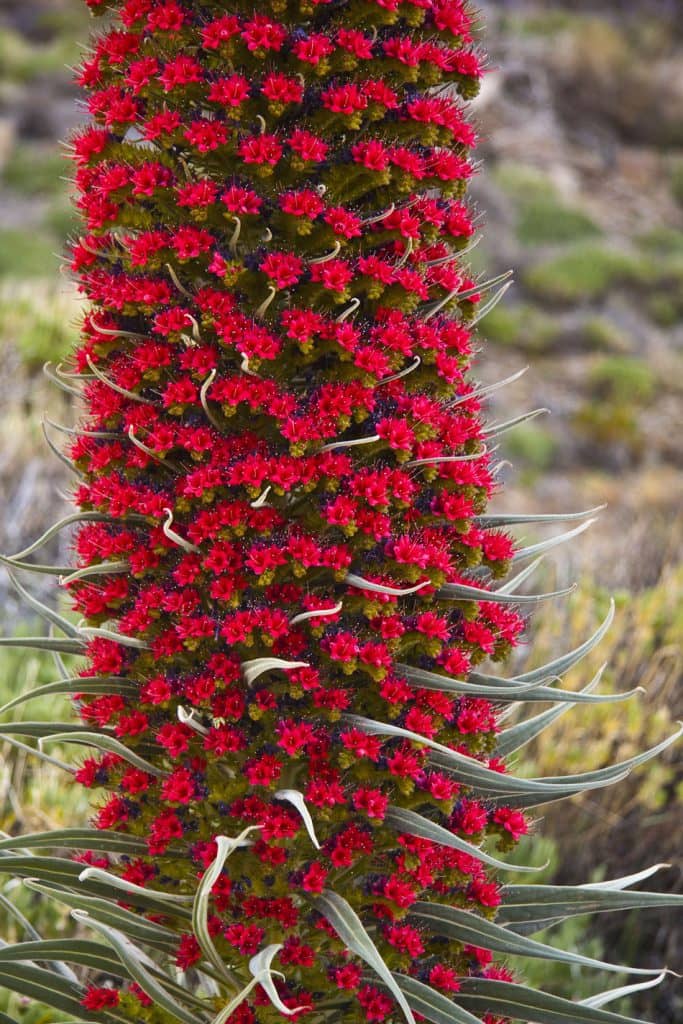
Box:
(260, 252, 304, 288)
(82, 987, 120, 1010)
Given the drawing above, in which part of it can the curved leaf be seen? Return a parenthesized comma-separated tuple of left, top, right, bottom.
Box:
(476, 506, 606, 527)
(4, 571, 82, 639)
(410, 902, 661, 975)
(454, 978, 651, 1024)
(314, 890, 416, 1024)
(241, 658, 309, 685)
(72, 912, 204, 1024)
(23, 880, 178, 952)
(511, 518, 597, 563)
(581, 972, 670, 1010)
(495, 666, 605, 757)
(383, 974, 483, 1024)
(0, 938, 131, 978)
(249, 943, 307, 1016)
(343, 713, 629, 807)
(192, 828, 260, 979)
(436, 581, 574, 605)
(0, 637, 83, 654)
(0, 828, 152, 856)
(384, 806, 539, 874)
(0, 677, 137, 716)
(501, 601, 615, 685)
(41, 731, 168, 777)
(498, 881, 683, 932)
(275, 790, 321, 849)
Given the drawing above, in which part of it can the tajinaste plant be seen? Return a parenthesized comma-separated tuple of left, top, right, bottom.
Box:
(0, 1, 680, 1023)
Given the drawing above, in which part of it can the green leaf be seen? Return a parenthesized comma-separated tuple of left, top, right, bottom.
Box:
(79, 866, 193, 916)
(0, 963, 126, 1023)
(454, 978, 651, 1024)
(314, 890, 416, 1024)
(4, 570, 82, 639)
(511, 518, 597, 562)
(378, 974, 483, 1024)
(502, 601, 615, 685)
(342, 713, 630, 806)
(0, 856, 86, 888)
(581, 972, 670, 1009)
(476, 506, 605, 527)
(41, 731, 168, 777)
(192, 828, 260, 979)
(494, 556, 544, 595)
(0, 939, 131, 978)
(409, 902, 661, 975)
(0, 722, 93, 738)
(0, 676, 138, 716)
(436, 581, 574, 605)
(498, 880, 683, 932)
(23, 880, 179, 953)
(274, 790, 321, 849)
(72, 911, 205, 1024)
(0, 828, 152, 856)
(0, 637, 83, 654)
(248, 943, 307, 1016)
(8, 511, 142, 560)
(496, 666, 605, 757)
(383, 806, 539, 873)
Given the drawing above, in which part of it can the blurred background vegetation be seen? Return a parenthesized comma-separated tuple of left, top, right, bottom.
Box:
(0, 0, 680, 1021)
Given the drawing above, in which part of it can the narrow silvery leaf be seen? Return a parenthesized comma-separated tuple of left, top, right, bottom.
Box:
(0, 735, 73, 774)
(342, 713, 631, 805)
(383, 973, 483, 1024)
(583, 864, 672, 891)
(24, 881, 178, 953)
(0, 828, 150, 856)
(511, 518, 596, 563)
(581, 972, 670, 1009)
(0, 963, 93, 1021)
(345, 574, 430, 596)
(483, 407, 548, 438)
(496, 666, 606, 757)
(275, 790, 321, 848)
(72, 912, 204, 1024)
(454, 978, 651, 1024)
(241, 658, 309, 685)
(249, 943, 307, 1016)
(0, 637, 84, 654)
(192, 828, 261, 978)
(0, 939, 132, 980)
(437, 581, 574, 605)
(510, 600, 615, 684)
(314, 890, 416, 1024)
(495, 556, 544, 595)
(384, 806, 539, 874)
(476, 505, 606, 527)
(290, 601, 343, 625)
(498, 882, 683, 933)
(79, 867, 193, 914)
(4, 571, 82, 639)
(410, 902, 662, 975)
(40, 731, 168, 777)
(0, 676, 137, 716)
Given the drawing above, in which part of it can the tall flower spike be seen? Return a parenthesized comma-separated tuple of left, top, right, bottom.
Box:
(1, 3, 681, 1024)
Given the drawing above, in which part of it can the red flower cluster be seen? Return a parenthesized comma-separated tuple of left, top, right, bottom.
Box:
(65, 0, 531, 1020)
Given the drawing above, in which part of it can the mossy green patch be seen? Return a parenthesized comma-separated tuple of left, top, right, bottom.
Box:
(0, 229, 57, 278)
(524, 244, 651, 304)
(2, 144, 67, 198)
(516, 197, 600, 247)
